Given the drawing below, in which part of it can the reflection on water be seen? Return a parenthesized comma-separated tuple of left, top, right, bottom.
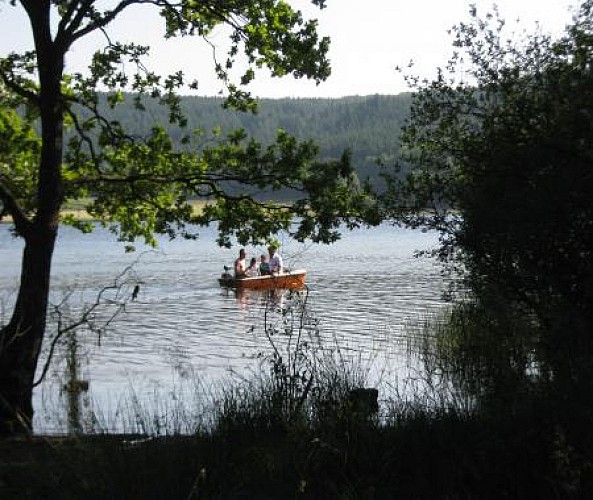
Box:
(0, 223, 449, 433)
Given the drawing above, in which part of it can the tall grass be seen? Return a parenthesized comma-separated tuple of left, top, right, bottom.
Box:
(2, 295, 593, 498)
(212, 288, 376, 442)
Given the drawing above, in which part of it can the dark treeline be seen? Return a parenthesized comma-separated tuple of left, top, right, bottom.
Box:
(101, 93, 412, 187)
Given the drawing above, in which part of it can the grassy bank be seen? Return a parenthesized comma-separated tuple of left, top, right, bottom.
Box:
(2, 305, 592, 498)
(1, 402, 590, 498)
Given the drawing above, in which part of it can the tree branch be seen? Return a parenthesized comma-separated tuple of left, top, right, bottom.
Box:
(0, 64, 40, 107)
(68, 0, 171, 45)
(0, 176, 32, 235)
(33, 257, 146, 387)
(55, 0, 95, 48)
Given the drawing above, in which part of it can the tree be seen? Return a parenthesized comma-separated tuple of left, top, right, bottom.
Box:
(0, 0, 379, 435)
(382, 3, 593, 380)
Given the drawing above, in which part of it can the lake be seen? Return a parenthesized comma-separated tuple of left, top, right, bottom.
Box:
(0, 222, 449, 433)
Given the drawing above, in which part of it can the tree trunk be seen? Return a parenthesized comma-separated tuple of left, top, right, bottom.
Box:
(0, 226, 57, 434)
(0, 2, 64, 435)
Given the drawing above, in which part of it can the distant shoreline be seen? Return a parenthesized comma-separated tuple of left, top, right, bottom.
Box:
(1, 200, 210, 224)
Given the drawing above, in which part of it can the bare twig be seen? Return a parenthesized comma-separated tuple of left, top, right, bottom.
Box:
(33, 252, 153, 387)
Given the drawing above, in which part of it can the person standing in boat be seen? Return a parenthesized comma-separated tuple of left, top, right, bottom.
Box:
(234, 248, 247, 278)
(268, 244, 283, 274)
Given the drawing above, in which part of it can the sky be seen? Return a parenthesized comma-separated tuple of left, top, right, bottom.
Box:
(0, 0, 580, 98)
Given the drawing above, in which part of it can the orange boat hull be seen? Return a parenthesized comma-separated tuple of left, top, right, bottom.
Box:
(219, 269, 306, 290)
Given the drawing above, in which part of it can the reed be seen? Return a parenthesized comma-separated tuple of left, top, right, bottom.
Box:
(2, 302, 592, 498)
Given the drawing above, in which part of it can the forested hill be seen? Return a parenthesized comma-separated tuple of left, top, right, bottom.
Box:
(103, 93, 412, 186)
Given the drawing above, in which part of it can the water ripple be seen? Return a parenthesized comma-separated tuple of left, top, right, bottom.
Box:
(1, 223, 451, 431)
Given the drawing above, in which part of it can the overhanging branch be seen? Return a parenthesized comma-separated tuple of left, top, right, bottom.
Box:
(0, 177, 32, 235)
(68, 0, 173, 45)
(0, 65, 40, 107)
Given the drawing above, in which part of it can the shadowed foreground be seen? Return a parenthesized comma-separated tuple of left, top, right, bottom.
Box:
(1, 403, 592, 499)
(3, 301, 593, 498)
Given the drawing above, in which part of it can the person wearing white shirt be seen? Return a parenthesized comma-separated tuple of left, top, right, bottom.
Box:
(267, 244, 283, 274)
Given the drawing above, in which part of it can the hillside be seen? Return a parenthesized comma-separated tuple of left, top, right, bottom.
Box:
(101, 93, 412, 187)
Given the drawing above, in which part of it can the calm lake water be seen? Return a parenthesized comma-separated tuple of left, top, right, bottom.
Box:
(0, 222, 449, 433)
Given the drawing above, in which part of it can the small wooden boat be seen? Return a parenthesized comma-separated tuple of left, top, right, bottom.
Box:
(219, 269, 307, 290)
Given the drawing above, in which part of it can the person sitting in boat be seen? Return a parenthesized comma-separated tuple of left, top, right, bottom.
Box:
(268, 244, 283, 274)
(234, 248, 247, 278)
(246, 257, 258, 277)
(259, 254, 271, 276)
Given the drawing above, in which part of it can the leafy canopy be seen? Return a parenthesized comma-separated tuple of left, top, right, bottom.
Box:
(382, 2, 593, 331)
(0, 0, 379, 248)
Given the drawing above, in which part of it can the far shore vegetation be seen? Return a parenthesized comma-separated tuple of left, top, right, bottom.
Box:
(62, 198, 211, 221)
(0, 199, 210, 224)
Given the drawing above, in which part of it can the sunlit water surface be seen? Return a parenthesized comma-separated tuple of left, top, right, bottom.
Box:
(0, 223, 449, 433)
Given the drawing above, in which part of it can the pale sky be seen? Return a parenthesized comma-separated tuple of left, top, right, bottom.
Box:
(0, 0, 579, 98)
